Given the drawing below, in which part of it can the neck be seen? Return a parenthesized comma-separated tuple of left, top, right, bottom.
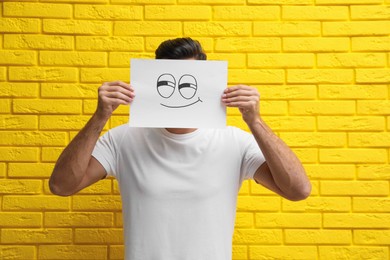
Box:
(165, 128, 197, 134)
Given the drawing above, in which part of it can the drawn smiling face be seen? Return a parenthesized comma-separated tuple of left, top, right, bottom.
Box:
(157, 73, 202, 108)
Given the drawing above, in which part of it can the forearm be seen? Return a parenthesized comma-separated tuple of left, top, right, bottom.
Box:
(248, 118, 311, 199)
(49, 113, 107, 195)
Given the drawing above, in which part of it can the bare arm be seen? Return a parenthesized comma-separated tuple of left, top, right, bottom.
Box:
(222, 85, 311, 201)
(49, 81, 134, 196)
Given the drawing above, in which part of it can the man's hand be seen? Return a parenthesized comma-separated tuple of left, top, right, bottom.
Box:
(222, 85, 260, 125)
(95, 81, 135, 121)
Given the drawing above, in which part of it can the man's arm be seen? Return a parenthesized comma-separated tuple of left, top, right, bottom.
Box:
(222, 85, 311, 201)
(49, 81, 134, 196)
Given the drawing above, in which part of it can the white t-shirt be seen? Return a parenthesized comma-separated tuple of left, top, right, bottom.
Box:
(92, 125, 265, 260)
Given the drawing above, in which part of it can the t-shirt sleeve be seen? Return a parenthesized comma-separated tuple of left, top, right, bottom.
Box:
(92, 130, 117, 178)
(238, 129, 266, 181)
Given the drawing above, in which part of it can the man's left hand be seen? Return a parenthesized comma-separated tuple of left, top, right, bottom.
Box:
(222, 85, 260, 125)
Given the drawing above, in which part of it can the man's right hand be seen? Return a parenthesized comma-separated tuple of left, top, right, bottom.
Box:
(95, 81, 135, 121)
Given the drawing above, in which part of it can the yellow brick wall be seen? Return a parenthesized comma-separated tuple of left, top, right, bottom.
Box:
(0, 0, 389, 259)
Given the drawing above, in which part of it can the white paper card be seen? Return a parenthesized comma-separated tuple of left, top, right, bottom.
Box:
(129, 59, 227, 128)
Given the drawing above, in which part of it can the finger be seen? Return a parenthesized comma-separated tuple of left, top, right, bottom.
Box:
(224, 85, 254, 93)
(222, 96, 254, 103)
(104, 97, 130, 106)
(102, 85, 135, 98)
(102, 90, 133, 103)
(223, 88, 258, 98)
(224, 101, 257, 108)
(107, 81, 131, 89)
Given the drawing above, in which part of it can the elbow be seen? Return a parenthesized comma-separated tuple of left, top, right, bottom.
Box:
(286, 181, 312, 202)
(49, 177, 75, 197)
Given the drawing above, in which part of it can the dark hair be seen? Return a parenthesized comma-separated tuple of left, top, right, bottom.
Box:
(155, 37, 207, 60)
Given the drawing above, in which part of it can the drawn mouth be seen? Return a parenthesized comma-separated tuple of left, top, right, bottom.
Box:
(160, 97, 202, 108)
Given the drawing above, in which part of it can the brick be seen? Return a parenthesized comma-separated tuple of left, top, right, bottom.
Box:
(284, 37, 349, 52)
(43, 19, 110, 35)
(318, 53, 386, 68)
(0, 131, 66, 146)
(352, 37, 390, 51)
(3, 195, 69, 211)
(0, 99, 11, 113)
(115, 212, 123, 227)
(248, 54, 314, 68)
(255, 213, 321, 228)
(285, 229, 351, 244)
(76, 36, 143, 51)
(4, 34, 73, 50)
(84, 99, 128, 115)
(316, 0, 382, 3)
(260, 101, 287, 115)
(39, 115, 91, 130)
(354, 230, 390, 245)
(358, 165, 390, 180)
(324, 213, 390, 228)
(3, 2, 72, 18)
(320, 149, 387, 163)
(258, 85, 316, 100)
(319, 246, 388, 260)
(38, 245, 107, 260)
(180, 0, 244, 3)
(283, 197, 351, 212)
(110, 116, 128, 128)
(13, 99, 81, 114)
(77, 179, 112, 194)
(0, 213, 41, 227)
(0, 18, 40, 33)
(146, 5, 211, 20)
(233, 229, 282, 245)
(324, 21, 390, 36)
(114, 21, 181, 36)
(75, 4, 142, 20)
(318, 116, 385, 131)
(0, 179, 41, 194)
(0, 246, 35, 260)
(1, 229, 72, 244)
(356, 69, 390, 83)
(0, 163, 5, 178)
(254, 22, 320, 36)
(289, 101, 355, 115)
(0, 67, 6, 81)
(353, 198, 390, 212)
(0, 50, 36, 65)
(80, 68, 129, 83)
(0, 147, 39, 162)
(319, 84, 387, 99)
(264, 116, 315, 131)
(113, 0, 173, 3)
(207, 53, 245, 69)
(235, 212, 254, 228)
(44, 212, 114, 227)
(40, 51, 107, 66)
(321, 180, 388, 196)
(75, 228, 123, 244)
(110, 52, 154, 67)
(283, 6, 348, 20)
(41, 83, 97, 98)
(0, 115, 38, 129)
(9, 67, 77, 82)
(72, 195, 122, 211)
(293, 148, 318, 163)
(237, 196, 280, 212)
(214, 6, 279, 20)
(229, 69, 284, 84)
(288, 69, 353, 84)
(41, 0, 107, 2)
(184, 22, 251, 36)
(216, 37, 280, 52)
(146, 37, 213, 52)
(41, 147, 64, 162)
(109, 245, 124, 260)
(249, 0, 312, 3)
(280, 132, 346, 147)
(304, 164, 355, 180)
(0, 83, 38, 97)
(250, 246, 317, 259)
(8, 163, 53, 178)
(350, 132, 390, 147)
(351, 6, 390, 20)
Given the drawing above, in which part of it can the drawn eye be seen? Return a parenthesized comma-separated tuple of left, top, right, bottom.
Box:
(157, 73, 176, 98)
(178, 74, 197, 100)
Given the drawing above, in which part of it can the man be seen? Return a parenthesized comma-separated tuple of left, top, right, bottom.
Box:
(49, 37, 311, 260)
